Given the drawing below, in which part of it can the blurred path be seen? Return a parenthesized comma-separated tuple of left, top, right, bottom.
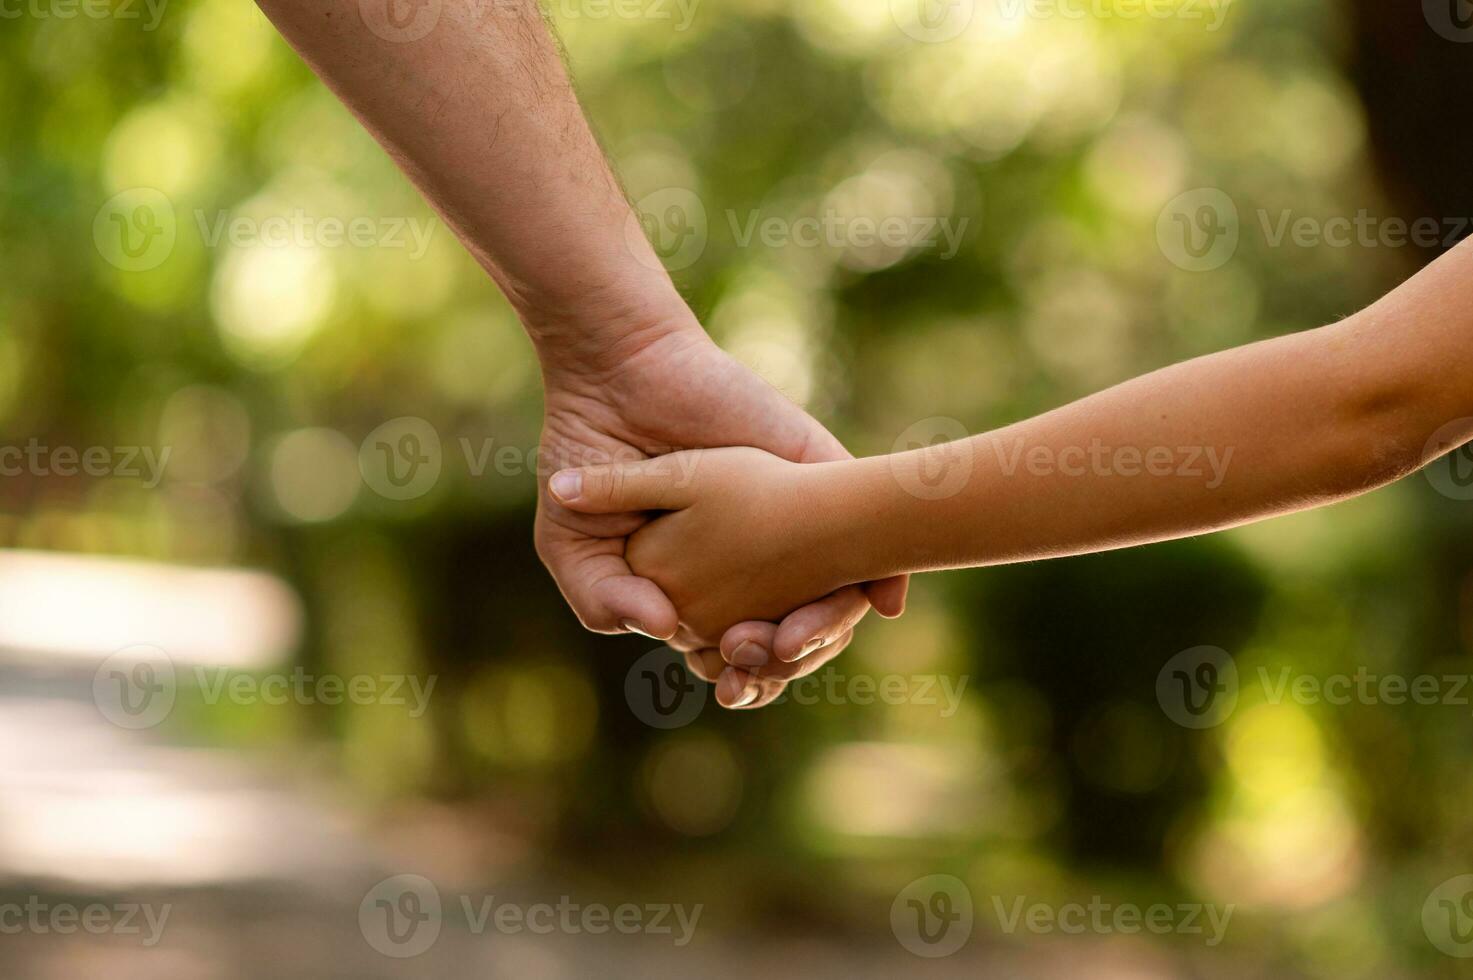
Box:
(0, 658, 1300, 980)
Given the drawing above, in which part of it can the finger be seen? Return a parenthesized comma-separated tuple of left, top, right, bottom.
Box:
(865, 574, 910, 619)
(683, 648, 725, 684)
(716, 667, 784, 709)
(588, 572, 679, 640)
(720, 623, 851, 682)
(716, 629, 854, 708)
(792, 424, 849, 465)
(719, 621, 779, 670)
(733, 676, 787, 710)
(772, 585, 871, 662)
(535, 515, 679, 639)
(781, 628, 852, 681)
(764, 629, 854, 683)
(549, 454, 700, 515)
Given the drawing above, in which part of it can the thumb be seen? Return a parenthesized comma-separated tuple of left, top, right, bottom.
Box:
(548, 453, 700, 514)
(864, 575, 909, 618)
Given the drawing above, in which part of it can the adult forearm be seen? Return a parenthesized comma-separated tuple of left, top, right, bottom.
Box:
(255, 0, 686, 346)
(833, 240, 1473, 579)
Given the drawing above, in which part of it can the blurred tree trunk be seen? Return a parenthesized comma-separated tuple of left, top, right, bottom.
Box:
(1347, 0, 1473, 258)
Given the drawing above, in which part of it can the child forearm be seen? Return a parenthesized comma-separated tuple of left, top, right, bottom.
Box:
(827, 239, 1473, 581)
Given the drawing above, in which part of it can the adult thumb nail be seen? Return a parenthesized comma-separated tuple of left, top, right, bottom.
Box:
(550, 470, 582, 502)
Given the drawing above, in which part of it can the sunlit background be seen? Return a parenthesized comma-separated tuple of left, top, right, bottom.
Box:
(4, 0, 1473, 975)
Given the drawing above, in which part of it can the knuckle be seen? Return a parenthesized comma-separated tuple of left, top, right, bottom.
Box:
(605, 465, 625, 508)
(574, 606, 616, 634)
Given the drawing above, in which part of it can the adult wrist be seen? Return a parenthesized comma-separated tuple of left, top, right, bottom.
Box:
(518, 276, 705, 380)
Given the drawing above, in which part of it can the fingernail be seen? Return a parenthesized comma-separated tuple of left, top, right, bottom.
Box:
(795, 637, 826, 660)
(549, 470, 582, 502)
(621, 618, 654, 638)
(729, 640, 769, 668)
(717, 668, 747, 706)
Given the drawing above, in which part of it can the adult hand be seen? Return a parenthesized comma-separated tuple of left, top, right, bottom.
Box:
(535, 312, 908, 707)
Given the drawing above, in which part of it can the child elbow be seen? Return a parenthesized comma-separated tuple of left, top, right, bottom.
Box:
(1332, 380, 1448, 495)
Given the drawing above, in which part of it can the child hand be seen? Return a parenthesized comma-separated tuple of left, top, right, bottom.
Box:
(549, 448, 865, 695)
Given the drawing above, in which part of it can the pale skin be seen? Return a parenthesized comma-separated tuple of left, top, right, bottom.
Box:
(551, 237, 1473, 706)
(253, 0, 908, 707)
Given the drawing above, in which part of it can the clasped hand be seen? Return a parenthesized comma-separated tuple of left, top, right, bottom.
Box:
(533, 317, 905, 710)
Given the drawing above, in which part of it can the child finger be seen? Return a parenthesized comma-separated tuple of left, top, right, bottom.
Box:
(548, 455, 698, 515)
